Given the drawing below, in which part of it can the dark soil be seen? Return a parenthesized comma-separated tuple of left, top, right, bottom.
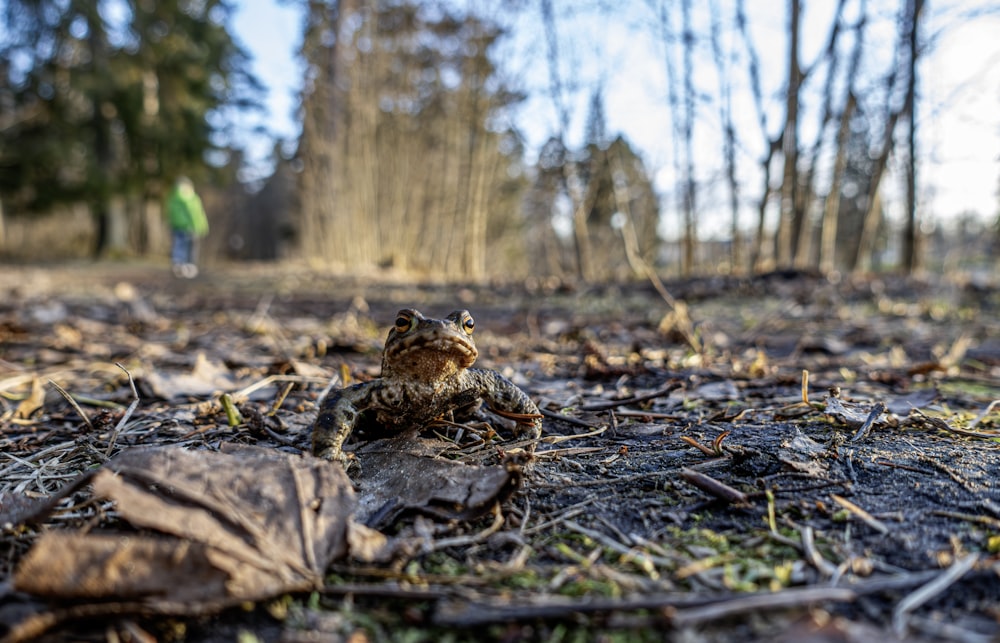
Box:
(1, 261, 999, 642)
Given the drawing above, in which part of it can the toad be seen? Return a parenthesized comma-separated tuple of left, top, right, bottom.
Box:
(312, 308, 542, 464)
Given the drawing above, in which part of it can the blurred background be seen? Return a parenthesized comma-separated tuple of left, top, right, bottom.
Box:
(1, 0, 997, 280)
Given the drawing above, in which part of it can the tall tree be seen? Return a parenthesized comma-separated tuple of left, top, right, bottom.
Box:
(295, 1, 525, 278)
(775, 0, 802, 268)
(901, 0, 924, 274)
(679, 0, 697, 275)
(0, 0, 261, 255)
(708, 0, 741, 273)
(540, 0, 592, 281)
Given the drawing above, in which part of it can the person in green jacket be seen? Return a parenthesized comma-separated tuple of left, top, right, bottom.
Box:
(165, 176, 209, 278)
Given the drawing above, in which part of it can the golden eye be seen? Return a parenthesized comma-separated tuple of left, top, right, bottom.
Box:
(460, 313, 475, 335)
(394, 313, 413, 333)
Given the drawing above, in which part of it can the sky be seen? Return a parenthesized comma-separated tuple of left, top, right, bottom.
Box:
(230, 1, 1000, 239)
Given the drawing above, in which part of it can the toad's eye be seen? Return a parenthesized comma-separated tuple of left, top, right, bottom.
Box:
(460, 313, 475, 335)
(394, 313, 414, 333)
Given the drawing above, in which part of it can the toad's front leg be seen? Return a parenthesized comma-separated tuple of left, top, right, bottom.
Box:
(468, 369, 543, 448)
(312, 382, 376, 464)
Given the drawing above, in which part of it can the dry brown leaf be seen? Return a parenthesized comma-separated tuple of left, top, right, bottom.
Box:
(13, 446, 359, 607)
(353, 436, 522, 529)
(13, 377, 45, 419)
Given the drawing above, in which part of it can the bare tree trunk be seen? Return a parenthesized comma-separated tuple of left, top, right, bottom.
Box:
(541, 0, 591, 281)
(709, 0, 740, 273)
(901, 0, 924, 274)
(820, 3, 866, 273)
(651, 0, 686, 274)
(854, 0, 913, 274)
(776, 0, 802, 268)
(751, 140, 778, 272)
(856, 189, 882, 273)
(819, 93, 855, 273)
(736, 0, 776, 273)
(794, 0, 848, 268)
(854, 105, 902, 274)
(298, 0, 346, 265)
(679, 0, 698, 275)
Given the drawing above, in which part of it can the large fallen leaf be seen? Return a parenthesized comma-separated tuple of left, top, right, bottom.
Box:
(14, 446, 358, 607)
(353, 436, 523, 529)
(6, 441, 521, 640)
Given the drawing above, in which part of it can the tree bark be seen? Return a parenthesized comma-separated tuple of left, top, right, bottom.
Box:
(901, 0, 924, 274)
(776, 0, 802, 268)
(819, 93, 855, 273)
(680, 0, 697, 275)
(709, 0, 741, 273)
(541, 0, 592, 281)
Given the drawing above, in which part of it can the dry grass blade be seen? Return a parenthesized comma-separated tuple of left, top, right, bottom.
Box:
(800, 525, 837, 577)
(563, 519, 665, 577)
(831, 494, 889, 535)
(891, 553, 979, 637)
(969, 400, 1000, 432)
(106, 363, 140, 457)
(911, 407, 1000, 439)
(540, 425, 607, 445)
(47, 379, 94, 432)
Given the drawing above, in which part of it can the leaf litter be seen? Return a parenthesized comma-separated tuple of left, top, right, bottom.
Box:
(1, 264, 999, 641)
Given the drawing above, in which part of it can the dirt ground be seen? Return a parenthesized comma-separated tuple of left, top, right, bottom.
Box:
(1, 261, 999, 642)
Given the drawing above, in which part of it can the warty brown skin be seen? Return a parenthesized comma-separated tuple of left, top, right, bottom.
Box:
(312, 308, 542, 464)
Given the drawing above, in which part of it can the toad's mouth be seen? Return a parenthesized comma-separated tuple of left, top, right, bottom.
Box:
(389, 335, 478, 369)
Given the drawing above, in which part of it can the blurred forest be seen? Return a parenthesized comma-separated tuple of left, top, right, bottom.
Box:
(1, 0, 998, 281)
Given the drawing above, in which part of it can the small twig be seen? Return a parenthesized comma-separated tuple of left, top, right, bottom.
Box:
(538, 407, 602, 429)
(608, 409, 680, 420)
(911, 407, 1000, 439)
(850, 401, 886, 441)
(532, 470, 670, 490)
(892, 553, 979, 637)
(232, 374, 332, 403)
(106, 363, 140, 457)
(670, 586, 857, 627)
(47, 379, 95, 432)
(523, 498, 594, 535)
(680, 435, 718, 456)
(270, 381, 296, 415)
(540, 425, 608, 445)
(564, 519, 667, 575)
(831, 494, 889, 535)
(579, 383, 681, 411)
(800, 525, 837, 577)
(424, 503, 506, 552)
(969, 399, 1000, 431)
(680, 467, 748, 505)
(928, 510, 1000, 530)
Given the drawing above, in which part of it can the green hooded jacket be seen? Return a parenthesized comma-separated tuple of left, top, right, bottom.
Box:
(166, 182, 209, 236)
